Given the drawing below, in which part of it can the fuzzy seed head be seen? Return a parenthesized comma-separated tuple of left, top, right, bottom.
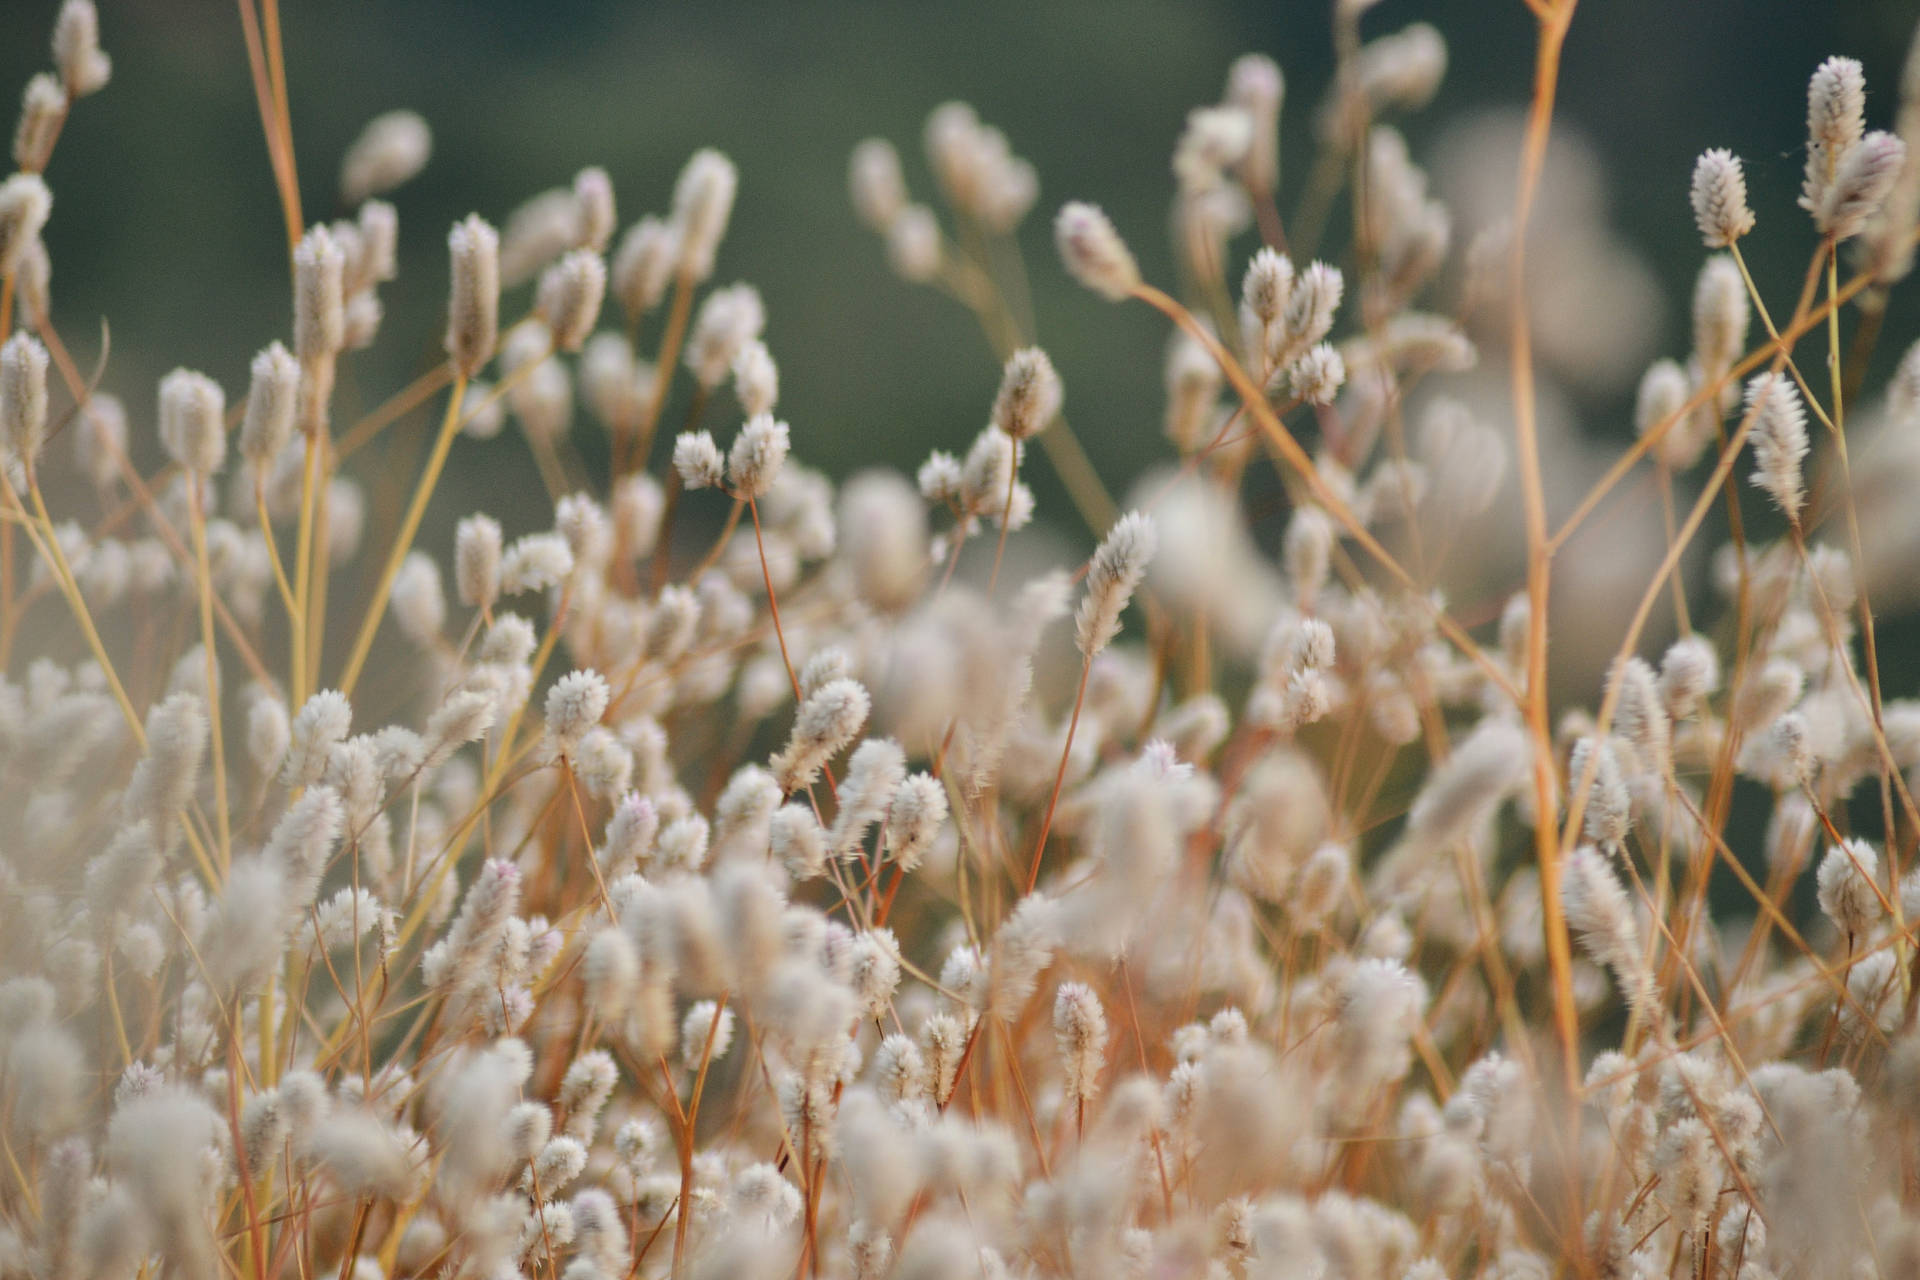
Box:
(455, 513, 503, 610)
(105, 1089, 224, 1277)
(1745, 371, 1810, 523)
(674, 430, 724, 490)
(849, 137, 908, 231)
(680, 1000, 736, 1072)
(14, 234, 48, 328)
(1659, 634, 1719, 718)
(573, 1189, 629, 1273)
(612, 216, 679, 320)
(572, 166, 616, 253)
(240, 342, 300, 466)
(1893, 339, 1920, 422)
(991, 347, 1063, 441)
(916, 449, 961, 504)
(158, 368, 226, 477)
(1163, 327, 1221, 450)
(1635, 358, 1698, 470)
(1055, 201, 1140, 301)
(884, 772, 947, 872)
(1226, 53, 1284, 190)
(71, 395, 127, 493)
(1609, 657, 1670, 777)
(247, 695, 290, 780)
(686, 283, 765, 389)
(1236, 247, 1297, 337)
(203, 857, 292, 991)
(128, 691, 208, 830)
(265, 783, 345, 907)
(1053, 982, 1109, 1103)
(1803, 56, 1867, 217)
(771, 802, 829, 880)
(536, 249, 608, 352)
(424, 690, 495, 766)
(456, 379, 506, 440)
(1562, 845, 1650, 1010)
(0, 174, 51, 278)
(959, 425, 1019, 518)
(340, 110, 431, 205)
(655, 814, 710, 873)
(732, 339, 778, 417)
(1769, 710, 1815, 785)
(727, 414, 791, 498)
(1818, 130, 1907, 240)
(921, 1012, 965, 1106)
(15, 74, 67, 174)
(847, 928, 902, 1016)
(4, 1020, 86, 1143)
(391, 552, 445, 646)
(500, 532, 574, 595)
(446, 214, 501, 377)
(0, 333, 49, 474)
(1274, 261, 1343, 367)
(285, 690, 352, 786)
(1692, 254, 1748, 376)
(1283, 505, 1334, 609)
(672, 148, 738, 281)
(828, 737, 907, 859)
(886, 204, 942, 282)
(52, 0, 111, 97)
(1075, 511, 1157, 658)
(1174, 105, 1252, 191)
(1569, 736, 1631, 850)
(598, 795, 658, 879)
(1690, 148, 1754, 248)
(1355, 22, 1447, 114)
(294, 224, 347, 362)
(1292, 842, 1350, 930)
(773, 677, 870, 794)
(545, 670, 609, 749)
(872, 1034, 925, 1105)
(310, 1109, 414, 1200)
(1817, 838, 1883, 936)
(1287, 343, 1346, 405)
(1404, 717, 1530, 852)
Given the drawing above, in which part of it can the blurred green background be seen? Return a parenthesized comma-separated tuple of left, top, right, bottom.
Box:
(9, 0, 1920, 555)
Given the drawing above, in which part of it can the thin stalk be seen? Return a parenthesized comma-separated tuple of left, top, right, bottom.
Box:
(747, 496, 802, 702)
(334, 363, 454, 462)
(291, 430, 321, 704)
(1507, 0, 1583, 1094)
(261, 0, 298, 232)
(628, 268, 697, 475)
(987, 453, 1019, 595)
(1024, 656, 1092, 895)
(307, 463, 335, 696)
(685, 496, 745, 582)
(235, 0, 301, 261)
(257, 480, 298, 622)
(21, 477, 142, 744)
(189, 484, 233, 869)
(650, 474, 683, 594)
(1821, 244, 1903, 904)
(338, 372, 469, 698)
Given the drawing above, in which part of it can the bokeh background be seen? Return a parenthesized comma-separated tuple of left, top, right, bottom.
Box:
(8, 0, 1920, 697)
